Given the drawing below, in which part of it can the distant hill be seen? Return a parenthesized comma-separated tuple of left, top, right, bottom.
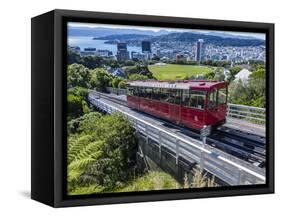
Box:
(93, 34, 151, 41)
(205, 31, 261, 40)
(94, 31, 265, 47)
(150, 32, 265, 47)
(68, 25, 265, 47)
(68, 26, 170, 37)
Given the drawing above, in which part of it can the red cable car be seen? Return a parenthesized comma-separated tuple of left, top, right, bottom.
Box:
(127, 80, 228, 130)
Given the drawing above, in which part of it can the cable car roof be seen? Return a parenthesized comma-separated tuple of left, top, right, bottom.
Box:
(128, 80, 227, 90)
(129, 81, 190, 90)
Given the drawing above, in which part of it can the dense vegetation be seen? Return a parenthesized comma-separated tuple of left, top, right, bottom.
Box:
(228, 64, 266, 107)
(68, 112, 138, 194)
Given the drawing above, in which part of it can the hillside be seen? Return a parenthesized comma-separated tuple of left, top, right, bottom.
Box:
(150, 32, 265, 46)
(93, 31, 265, 47)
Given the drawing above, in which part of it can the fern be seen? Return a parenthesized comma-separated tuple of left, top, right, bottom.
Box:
(67, 135, 95, 163)
(67, 139, 105, 189)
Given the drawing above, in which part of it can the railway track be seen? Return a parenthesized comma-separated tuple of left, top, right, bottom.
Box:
(90, 91, 266, 167)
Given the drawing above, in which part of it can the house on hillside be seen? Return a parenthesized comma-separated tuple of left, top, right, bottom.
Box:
(235, 68, 252, 83)
(112, 68, 126, 78)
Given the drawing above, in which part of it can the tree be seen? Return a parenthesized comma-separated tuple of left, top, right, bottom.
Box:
(90, 68, 113, 92)
(104, 59, 120, 68)
(205, 70, 216, 80)
(123, 60, 135, 66)
(112, 77, 123, 88)
(228, 79, 249, 105)
(68, 50, 81, 64)
(227, 66, 242, 81)
(81, 55, 104, 69)
(67, 112, 138, 192)
(88, 113, 138, 188)
(118, 80, 127, 89)
(68, 94, 84, 118)
(250, 65, 265, 79)
(67, 64, 91, 88)
(125, 64, 153, 78)
(213, 69, 225, 81)
(247, 65, 266, 107)
(128, 73, 149, 81)
(67, 87, 90, 119)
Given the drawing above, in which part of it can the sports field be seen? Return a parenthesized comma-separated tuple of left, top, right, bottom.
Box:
(148, 64, 213, 80)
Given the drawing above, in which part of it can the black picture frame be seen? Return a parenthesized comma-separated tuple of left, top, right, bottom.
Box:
(31, 9, 274, 207)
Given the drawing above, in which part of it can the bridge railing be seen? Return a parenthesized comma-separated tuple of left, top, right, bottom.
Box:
(106, 87, 127, 96)
(105, 87, 266, 125)
(227, 103, 266, 124)
(89, 95, 265, 186)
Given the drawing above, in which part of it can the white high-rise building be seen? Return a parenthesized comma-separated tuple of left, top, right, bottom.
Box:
(196, 39, 204, 62)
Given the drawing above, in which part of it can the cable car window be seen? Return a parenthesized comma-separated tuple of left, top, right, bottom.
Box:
(161, 88, 170, 102)
(208, 90, 217, 109)
(182, 90, 190, 107)
(144, 88, 153, 99)
(168, 89, 176, 104)
(189, 91, 206, 109)
(171, 89, 181, 105)
(127, 87, 136, 96)
(139, 87, 145, 98)
(152, 88, 161, 100)
(218, 87, 227, 105)
(127, 88, 133, 96)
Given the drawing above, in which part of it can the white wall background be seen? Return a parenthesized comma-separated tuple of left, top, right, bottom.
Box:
(0, 0, 279, 215)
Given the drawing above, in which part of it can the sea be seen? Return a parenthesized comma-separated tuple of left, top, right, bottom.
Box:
(68, 36, 142, 55)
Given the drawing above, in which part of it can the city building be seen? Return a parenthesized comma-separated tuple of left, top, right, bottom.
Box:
(235, 68, 252, 84)
(176, 53, 185, 61)
(116, 42, 129, 61)
(84, 47, 96, 52)
(96, 49, 113, 57)
(141, 41, 151, 53)
(117, 42, 127, 51)
(196, 39, 204, 62)
(131, 51, 145, 61)
(69, 46, 81, 53)
(112, 68, 126, 78)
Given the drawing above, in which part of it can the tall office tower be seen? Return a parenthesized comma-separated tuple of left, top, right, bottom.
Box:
(141, 41, 151, 53)
(196, 39, 204, 62)
(117, 42, 127, 51)
(116, 42, 129, 61)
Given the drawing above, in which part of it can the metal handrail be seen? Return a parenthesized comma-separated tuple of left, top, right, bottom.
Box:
(227, 103, 266, 124)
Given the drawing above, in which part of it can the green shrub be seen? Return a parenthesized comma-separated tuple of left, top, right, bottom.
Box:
(67, 64, 90, 88)
(128, 73, 148, 81)
(67, 112, 138, 194)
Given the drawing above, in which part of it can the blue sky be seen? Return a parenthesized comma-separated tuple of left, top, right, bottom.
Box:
(69, 22, 266, 40)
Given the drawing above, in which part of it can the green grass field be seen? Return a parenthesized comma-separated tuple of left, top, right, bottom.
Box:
(148, 64, 213, 80)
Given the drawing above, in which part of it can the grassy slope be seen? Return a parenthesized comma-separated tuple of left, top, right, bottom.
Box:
(69, 171, 180, 195)
(148, 64, 213, 80)
(117, 171, 180, 192)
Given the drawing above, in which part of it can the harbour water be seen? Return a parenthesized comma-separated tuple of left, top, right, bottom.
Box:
(68, 36, 142, 55)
